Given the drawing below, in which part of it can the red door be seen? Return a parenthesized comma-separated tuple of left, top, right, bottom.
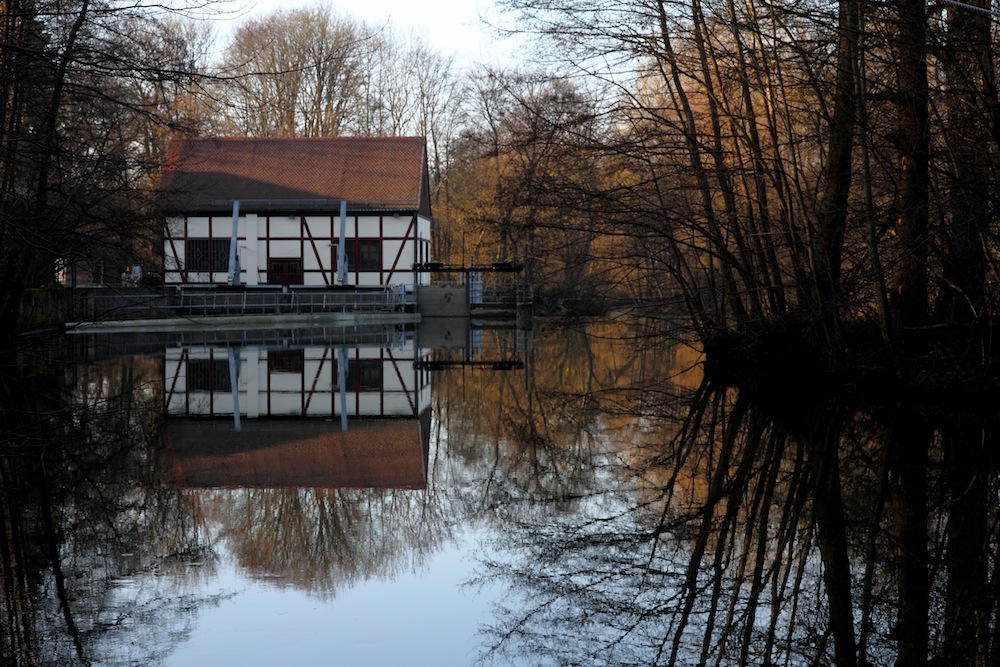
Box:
(268, 258, 302, 286)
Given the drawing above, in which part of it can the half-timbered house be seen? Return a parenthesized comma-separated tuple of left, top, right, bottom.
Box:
(159, 136, 432, 293)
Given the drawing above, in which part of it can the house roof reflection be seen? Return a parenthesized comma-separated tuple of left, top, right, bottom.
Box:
(165, 409, 430, 490)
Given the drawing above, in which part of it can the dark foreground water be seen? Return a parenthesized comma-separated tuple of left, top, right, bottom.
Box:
(2, 317, 998, 666)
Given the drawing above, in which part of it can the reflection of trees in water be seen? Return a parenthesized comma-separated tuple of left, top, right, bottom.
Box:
(8, 321, 989, 665)
(434, 320, 698, 509)
(0, 350, 217, 667)
(0, 342, 462, 664)
(201, 485, 454, 598)
(442, 321, 998, 666)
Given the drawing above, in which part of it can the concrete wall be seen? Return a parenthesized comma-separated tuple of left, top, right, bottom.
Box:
(416, 285, 469, 317)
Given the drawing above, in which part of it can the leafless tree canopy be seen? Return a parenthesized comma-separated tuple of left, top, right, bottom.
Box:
(434, 0, 1000, 365)
(0, 0, 219, 334)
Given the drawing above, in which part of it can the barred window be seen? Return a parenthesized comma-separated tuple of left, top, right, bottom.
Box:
(188, 359, 231, 392)
(268, 350, 304, 373)
(186, 239, 210, 271)
(332, 359, 382, 391)
(186, 239, 231, 272)
(212, 239, 231, 272)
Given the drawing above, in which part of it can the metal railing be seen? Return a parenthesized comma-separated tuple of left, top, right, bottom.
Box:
(176, 289, 404, 315)
(168, 326, 412, 349)
(73, 290, 174, 321)
(71, 286, 412, 322)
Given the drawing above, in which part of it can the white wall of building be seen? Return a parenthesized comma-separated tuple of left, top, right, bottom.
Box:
(164, 211, 431, 288)
(165, 343, 431, 419)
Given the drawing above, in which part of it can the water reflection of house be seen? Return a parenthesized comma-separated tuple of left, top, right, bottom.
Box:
(163, 339, 432, 489)
(165, 415, 431, 489)
(165, 344, 429, 419)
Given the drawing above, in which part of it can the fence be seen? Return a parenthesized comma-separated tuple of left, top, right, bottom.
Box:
(428, 276, 532, 311)
(70, 286, 410, 322)
(72, 289, 173, 321)
(175, 288, 408, 316)
(166, 325, 411, 350)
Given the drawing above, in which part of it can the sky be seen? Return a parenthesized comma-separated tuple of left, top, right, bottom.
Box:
(220, 0, 517, 68)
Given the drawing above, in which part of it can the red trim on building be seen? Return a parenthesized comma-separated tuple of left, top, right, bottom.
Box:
(301, 216, 330, 286)
(384, 216, 416, 285)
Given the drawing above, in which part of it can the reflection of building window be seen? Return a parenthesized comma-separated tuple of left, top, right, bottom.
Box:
(334, 359, 382, 391)
(186, 239, 231, 272)
(188, 359, 231, 392)
(352, 359, 382, 391)
(268, 350, 304, 373)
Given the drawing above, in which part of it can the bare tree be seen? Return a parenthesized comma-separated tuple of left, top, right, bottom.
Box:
(215, 7, 370, 138)
(215, 9, 464, 147)
(484, 0, 1000, 356)
(0, 0, 225, 336)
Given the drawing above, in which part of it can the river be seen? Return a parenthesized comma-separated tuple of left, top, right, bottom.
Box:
(1, 316, 993, 665)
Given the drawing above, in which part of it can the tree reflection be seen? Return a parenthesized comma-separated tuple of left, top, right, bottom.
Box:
(201, 485, 453, 598)
(434, 320, 699, 509)
(8, 319, 996, 665)
(0, 346, 216, 667)
(450, 320, 1000, 666)
(0, 336, 467, 664)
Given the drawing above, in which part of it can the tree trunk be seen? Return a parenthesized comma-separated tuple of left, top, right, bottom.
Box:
(935, 0, 993, 330)
(889, 417, 930, 667)
(941, 425, 989, 664)
(809, 409, 858, 667)
(888, 0, 930, 330)
(810, 0, 860, 348)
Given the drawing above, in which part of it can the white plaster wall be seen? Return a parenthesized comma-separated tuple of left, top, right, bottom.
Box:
(267, 240, 300, 258)
(242, 214, 259, 286)
(382, 217, 411, 237)
(164, 345, 425, 418)
(186, 217, 210, 236)
(356, 215, 380, 237)
(164, 210, 431, 288)
(269, 216, 300, 236)
(306, 395, 334, 415)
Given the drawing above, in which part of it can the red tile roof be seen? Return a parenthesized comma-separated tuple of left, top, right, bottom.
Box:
(160, 136, 430, 214)
(165, 418, 428, 489)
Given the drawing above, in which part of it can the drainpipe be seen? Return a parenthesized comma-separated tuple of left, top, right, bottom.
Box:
(228, 346, 241, 432)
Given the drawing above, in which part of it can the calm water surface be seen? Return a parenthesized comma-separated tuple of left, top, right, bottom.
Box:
(3, 317, 998, 665)
(1, 319, 696, 666)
